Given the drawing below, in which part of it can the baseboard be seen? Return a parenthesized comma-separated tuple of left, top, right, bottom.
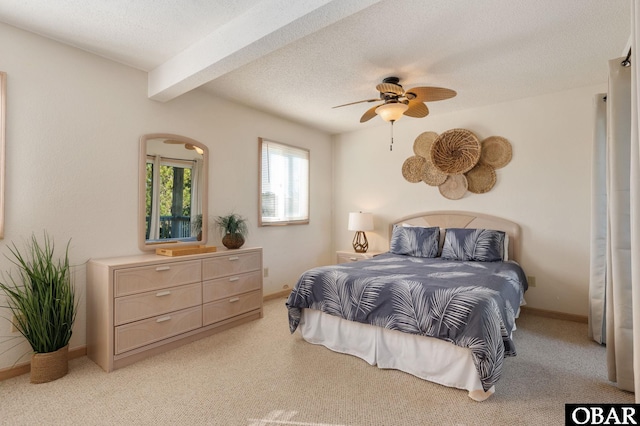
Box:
(263, 288, 292, 301)
(0, 345, 87, 381)
(520, 306, 588, 323)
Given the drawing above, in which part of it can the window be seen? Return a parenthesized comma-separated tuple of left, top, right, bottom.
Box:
(259, 138, 309, 226)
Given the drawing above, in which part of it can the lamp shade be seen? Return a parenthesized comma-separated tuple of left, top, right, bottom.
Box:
(348, 212, 373, 231)
(375, 102, 408, 122)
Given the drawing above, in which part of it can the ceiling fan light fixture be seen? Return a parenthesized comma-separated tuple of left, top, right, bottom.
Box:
(376, 102, 408, 122)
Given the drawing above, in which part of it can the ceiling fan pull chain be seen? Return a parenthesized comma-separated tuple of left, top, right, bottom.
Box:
(390, 121, 394, 151)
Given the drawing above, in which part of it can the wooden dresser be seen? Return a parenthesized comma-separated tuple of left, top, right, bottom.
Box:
(86, 247, 263, 372)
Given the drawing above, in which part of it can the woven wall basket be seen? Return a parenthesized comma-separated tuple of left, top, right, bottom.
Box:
(430, 129, 481, 174)
(413, 131, 438, 158)
(402, 155, 426, 183)
(480, 136, 512, 169)
(422, 159, 448, 186)
(466, 162, 497, 194)
(30, 344, 69, 384)
(438, 174, 468, 200)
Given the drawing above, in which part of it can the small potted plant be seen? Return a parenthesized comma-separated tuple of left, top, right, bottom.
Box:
(0, 232, 77, 383)
(214, 213, 248, 249)
(191, 214, 203, 241)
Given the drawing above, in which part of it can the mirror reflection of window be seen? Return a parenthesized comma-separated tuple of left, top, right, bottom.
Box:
(144, 139, 204, 243)
(145, 158, 196, 240)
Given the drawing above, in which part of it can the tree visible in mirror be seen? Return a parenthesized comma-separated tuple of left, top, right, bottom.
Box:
(215, 213, 248, 249)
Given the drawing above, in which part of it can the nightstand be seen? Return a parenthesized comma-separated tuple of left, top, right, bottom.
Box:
(336, 250, 382, 264)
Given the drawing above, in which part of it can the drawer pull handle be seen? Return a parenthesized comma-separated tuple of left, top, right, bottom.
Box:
(229, 297, 240, 303)
(156, 316, 172, 323)
(349, 257, 358, 261)
(155, 266, 171, 272)
(156, 291, 171, 297)
(229, 277, 240, 282)
(228, 256, 239, 261)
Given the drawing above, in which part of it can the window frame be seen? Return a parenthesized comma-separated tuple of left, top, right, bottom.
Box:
(258, 137, 310, 227)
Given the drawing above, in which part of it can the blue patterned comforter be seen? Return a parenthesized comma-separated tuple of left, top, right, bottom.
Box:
(286, 252, 528, 391)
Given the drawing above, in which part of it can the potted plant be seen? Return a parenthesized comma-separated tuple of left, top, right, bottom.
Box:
(214, 213, 248, 249)
(0, 233, 76, 383)
(191, 214, 203, 241)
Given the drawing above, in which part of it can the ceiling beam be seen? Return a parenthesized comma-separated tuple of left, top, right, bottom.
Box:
(148, 0, 382, 102)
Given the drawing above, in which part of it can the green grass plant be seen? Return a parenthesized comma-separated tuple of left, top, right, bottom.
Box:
(0, 233, 76, 354)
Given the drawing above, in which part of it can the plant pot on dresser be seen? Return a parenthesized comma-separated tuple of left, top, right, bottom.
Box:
(86, 247, 263, 372)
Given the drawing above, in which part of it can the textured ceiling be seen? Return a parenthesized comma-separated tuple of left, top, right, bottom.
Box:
(0, 0, 631, 134)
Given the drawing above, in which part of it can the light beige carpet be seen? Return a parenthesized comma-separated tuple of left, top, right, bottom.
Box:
(0, 297, 633, 425)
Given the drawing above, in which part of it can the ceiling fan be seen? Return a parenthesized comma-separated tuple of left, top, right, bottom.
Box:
(333, 76, 456, 123)
(164, 139, 204, 155)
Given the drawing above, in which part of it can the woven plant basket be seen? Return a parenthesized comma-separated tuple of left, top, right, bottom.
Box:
(402, 156, 426, 183)
(422, 159, 448, 186)
(30, 344, 69, 384)
(480, 136, 512, 169)
(430, 129, 481, 174)
(438, 174, 468, 200)
(466, 163, 497, 194)
(413, 131, 438, 158)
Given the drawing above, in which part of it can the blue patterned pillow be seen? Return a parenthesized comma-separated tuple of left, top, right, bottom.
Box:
(389, 225, 440, 258)
(441, 228, 505, 261)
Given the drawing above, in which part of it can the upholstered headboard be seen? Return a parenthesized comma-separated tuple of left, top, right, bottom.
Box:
(390, 210, 521, 263)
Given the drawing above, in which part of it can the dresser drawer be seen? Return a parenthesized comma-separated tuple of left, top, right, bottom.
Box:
(114, 282, 202, 326)
(114, 260, 201, 297)
(203, 252, 261, 280)
(203, 290, 262, 326)
(115, 306, 202, 355)
(203, 271, 261, 303)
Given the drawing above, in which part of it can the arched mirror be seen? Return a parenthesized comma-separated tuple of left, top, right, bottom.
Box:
(138, 134, 208, 251)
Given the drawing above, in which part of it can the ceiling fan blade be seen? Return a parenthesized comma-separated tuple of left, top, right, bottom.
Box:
(360, 105, 380, 122)
(332, 98, 380, 108)
(375, 82, 404, 95)
(404, 101, 429, 118)
(405, 87, 457, 102)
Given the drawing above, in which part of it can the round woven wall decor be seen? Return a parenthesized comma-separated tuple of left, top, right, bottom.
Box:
(402, 155, 426, 183)
(430, 129, 481, 174)
(413, 131, 439, 158)
(465, 162, 496, 194)
(480, 136, 512, 169)
(438, 174, 468, 200)
(422, 159, 448, 186)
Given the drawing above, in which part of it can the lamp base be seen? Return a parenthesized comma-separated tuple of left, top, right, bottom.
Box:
(352, 231, 369, 253)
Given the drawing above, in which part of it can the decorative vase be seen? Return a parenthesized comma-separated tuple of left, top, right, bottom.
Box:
(30, 344, 69, 384)
(222, 233, 245, 249)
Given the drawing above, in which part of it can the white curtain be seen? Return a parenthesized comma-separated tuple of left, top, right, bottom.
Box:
(605, 56, 633, 393)
(589, 93, 607, 345)
(632, 0, 640, 401)
(589, 54, 638, 397)
(190, 158, 202, 237)
(148, 155, 161, 240)
(586, 1, 640, 401)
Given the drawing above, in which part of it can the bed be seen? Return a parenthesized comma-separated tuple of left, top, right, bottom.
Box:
(286, 211, 528, 401)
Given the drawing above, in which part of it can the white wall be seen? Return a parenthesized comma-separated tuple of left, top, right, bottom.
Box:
(0, 23, 333, 369)
(333, 84, 604, 317)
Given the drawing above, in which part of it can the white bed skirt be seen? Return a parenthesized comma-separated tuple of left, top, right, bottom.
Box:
(298, 308, 495, 402)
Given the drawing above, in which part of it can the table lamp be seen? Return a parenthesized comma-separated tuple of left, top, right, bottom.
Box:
(348, 212, 374, 253)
